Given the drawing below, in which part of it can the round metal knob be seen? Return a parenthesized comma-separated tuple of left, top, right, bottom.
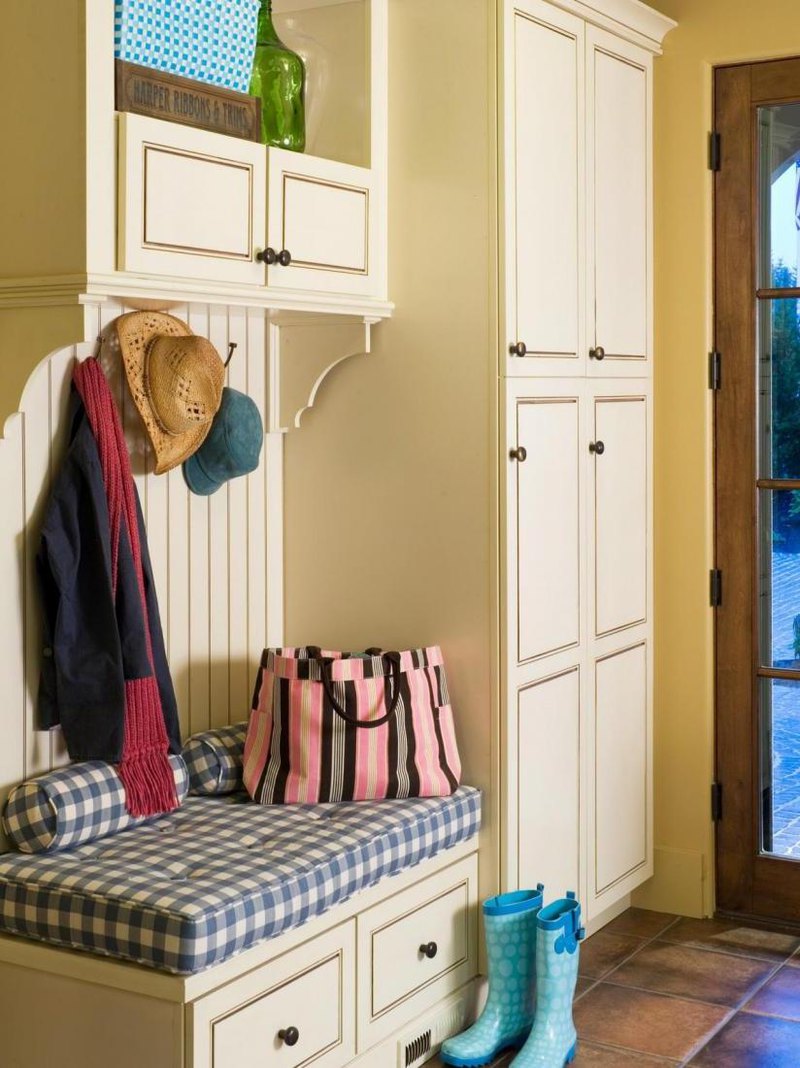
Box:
(589, 346, 606, 361)
(419, 941, 438, 960)
(589, 441, 605, 455)
(509, 446, 528, 463)
(277, 249, 292, 267)
(509, 341, 528, 357)
(278, 1027, 300, 1047)
(256, 247, 277, 265)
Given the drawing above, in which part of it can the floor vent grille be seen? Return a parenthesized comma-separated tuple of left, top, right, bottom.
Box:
(397, 993, 470, 1068)
(404, 1029, 431, 1066)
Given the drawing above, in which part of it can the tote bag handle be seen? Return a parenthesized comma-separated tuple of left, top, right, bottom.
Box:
(320, 651, 402, 729)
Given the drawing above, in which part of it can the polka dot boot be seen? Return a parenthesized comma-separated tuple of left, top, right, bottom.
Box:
(510, 891, 585, 1067)
(439, 886, 544, 1067)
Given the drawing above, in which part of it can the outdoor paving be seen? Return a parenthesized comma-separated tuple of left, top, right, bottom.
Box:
(768, 552, 800, 855)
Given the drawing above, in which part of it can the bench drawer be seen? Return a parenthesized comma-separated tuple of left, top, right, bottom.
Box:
(118, 113, 266, 286)
(190, 923, 355, 1068)
(356, 853, 478, 1051)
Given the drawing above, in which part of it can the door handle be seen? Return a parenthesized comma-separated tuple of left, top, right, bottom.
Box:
(589, 441, 605, 455)
(510, 446, 528, 462)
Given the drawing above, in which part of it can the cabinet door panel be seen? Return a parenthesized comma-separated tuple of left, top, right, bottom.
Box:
(507, 2, 584, 374)
(593, 395, 647, 636)
(267, 148, 378, 298)
(518, 668, 581, 898)
(588, 33, 649, 364)
(516, 396, 581, 662)
(594, 644, 648, 894)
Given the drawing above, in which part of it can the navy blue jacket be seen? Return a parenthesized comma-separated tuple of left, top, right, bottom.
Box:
(37, 389, 181, 762)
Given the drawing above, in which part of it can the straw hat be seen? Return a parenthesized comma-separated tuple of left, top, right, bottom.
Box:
(115, 311, 225, 475)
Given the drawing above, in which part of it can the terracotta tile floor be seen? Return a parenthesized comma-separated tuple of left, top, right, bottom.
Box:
(427, 908, 800, 1066)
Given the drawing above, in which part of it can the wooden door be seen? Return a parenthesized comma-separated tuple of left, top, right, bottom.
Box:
(504, 0, 585, 377)
(715, 58, 800, 925)
(586, 29, 651, 376)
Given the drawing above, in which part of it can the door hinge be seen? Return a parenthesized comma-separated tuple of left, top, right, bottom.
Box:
(708, 351, 721, 390)
(710, 569, 723, 607)
(709, 131, 721, 171)
(711, 782, 723, 822)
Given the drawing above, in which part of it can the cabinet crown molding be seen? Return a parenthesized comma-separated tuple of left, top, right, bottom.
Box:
(541, 0, 676, 51)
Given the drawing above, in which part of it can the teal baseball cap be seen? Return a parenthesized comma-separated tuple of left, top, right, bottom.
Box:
(182, 387, 263, 496)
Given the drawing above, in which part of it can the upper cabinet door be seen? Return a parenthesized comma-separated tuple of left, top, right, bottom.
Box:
(504, 1, 585, 377)
(266, 149, 381, 300)
(118, 113, 267, 287)
(586, 30, 651, 376)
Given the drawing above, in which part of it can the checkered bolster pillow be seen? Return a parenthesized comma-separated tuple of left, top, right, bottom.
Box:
(2, 756, 189, 855)
(181, 723, 247, 795)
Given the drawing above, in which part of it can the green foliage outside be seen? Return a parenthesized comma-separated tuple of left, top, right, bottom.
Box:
(769, 263, 800, 551)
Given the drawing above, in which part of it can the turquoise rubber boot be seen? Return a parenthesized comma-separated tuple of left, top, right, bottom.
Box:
(511, 891, 585, 1067)
(439, 886, 544, 1068)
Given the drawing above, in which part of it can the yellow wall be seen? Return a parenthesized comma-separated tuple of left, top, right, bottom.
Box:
(282, 0, 499, 892)
(633, 0, 800, 916)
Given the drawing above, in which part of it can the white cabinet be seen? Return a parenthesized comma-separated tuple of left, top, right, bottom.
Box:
(506, 1, 584, 377)
(591, 391, 649, 639)
(118, 113, 267, 286)
(591, 643, 650, 904)
(587, 30, 651, 373)
(266, 149, 379, 298)
(510, 384, 583, 665)
(517, 668, 582, 900)
(500, 0, 666, 921)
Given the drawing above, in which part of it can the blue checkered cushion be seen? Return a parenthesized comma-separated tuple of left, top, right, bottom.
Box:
(182, 722, 246, 795)
(0, 787, 481, 974)
(114, 0, 260, 94)
(2, 757, 189, 855)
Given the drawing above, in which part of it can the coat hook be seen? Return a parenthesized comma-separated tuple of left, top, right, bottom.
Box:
(225, 342, 238, 368)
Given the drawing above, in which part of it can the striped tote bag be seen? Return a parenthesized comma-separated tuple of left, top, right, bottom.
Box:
(243, 647, 461, 804)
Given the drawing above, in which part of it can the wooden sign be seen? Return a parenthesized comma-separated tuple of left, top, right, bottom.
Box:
(115, 61, 261, 143)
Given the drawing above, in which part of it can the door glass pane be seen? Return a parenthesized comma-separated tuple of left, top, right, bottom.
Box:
(758, 490, 800, 668)
(758, 103, 800, 289)
(761, 677, 800, 857)
(758, 299, 800, 479)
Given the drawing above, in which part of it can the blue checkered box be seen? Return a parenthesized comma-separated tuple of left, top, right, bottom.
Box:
(114, 0, 260, 94)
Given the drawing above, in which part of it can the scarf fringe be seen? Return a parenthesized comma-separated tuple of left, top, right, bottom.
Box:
(118, 677, 178, 818)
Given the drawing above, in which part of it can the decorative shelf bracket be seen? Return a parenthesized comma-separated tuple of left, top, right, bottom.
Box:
(271, 316, 378, 432)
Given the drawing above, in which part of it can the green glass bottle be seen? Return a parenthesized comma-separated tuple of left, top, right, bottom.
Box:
(249, 0, 306, 152)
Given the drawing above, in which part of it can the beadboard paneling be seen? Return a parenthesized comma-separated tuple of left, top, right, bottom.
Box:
(0, 302, 281, 845)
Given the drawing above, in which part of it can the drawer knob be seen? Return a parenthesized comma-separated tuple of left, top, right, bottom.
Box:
(256, 247, 277, 265)
(509, 341, 528, 357)
(278, 1027, 300, 1047)
(277, 249, 292, 267)
(589, 345, 606, 360)
(419, 941, 438, 960)
(509, 446, 528, 463)
(589, 440, 605, 455)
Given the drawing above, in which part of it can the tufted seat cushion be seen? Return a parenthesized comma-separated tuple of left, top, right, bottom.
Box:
(0, 786, 481, 974)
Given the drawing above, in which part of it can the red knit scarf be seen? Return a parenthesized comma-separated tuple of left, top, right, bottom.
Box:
(73, 359, 177, 818)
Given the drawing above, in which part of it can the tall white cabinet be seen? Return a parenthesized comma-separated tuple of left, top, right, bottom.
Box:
(499, 0, 673, 923)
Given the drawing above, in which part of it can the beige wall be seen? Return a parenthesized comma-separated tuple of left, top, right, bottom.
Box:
(282, 0, 498, 889)
(633, 0, 800, 917)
